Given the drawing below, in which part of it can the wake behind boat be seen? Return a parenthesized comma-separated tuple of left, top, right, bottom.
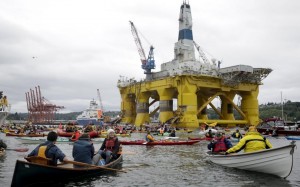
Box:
(206, 141, 296, 178)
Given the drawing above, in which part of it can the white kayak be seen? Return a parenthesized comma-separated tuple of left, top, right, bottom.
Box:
(206, 141, 296, 178)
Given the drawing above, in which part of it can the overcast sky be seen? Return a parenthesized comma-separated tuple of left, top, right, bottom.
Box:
(1, 0, 300, 113)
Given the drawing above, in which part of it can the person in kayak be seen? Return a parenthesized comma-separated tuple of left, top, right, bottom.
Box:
(28, 131, 68, 165)
(0, 139, 7, 151)
(208, 131, 232, 153)
(72, 133, 95, 165)
(226, 126, 272, 154)
(95, 129, 120, 164)
(205, 129, 214, 138)
(145, 131, 155, 142)
(231, 129, 243, 139)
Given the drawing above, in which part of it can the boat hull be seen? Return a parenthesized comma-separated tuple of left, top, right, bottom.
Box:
(119, 140, 200, 145)
(206, 141, 296, 178)
(6, 132, 46, 137)
(11, 155, 123, 187)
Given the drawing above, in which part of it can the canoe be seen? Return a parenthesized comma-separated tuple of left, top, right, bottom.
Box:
(11, 154, 123, 187)
(206, 141, 296, 178)
(285, 136, 300, 140)
(6, 132, 46, 137)
(16, 137, 105, 144)
(119, 140, 200, 145)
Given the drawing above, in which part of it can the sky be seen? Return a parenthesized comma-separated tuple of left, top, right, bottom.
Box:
(1, 0, 300, 113)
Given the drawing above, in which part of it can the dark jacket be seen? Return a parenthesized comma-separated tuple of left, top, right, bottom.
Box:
(28, 141, 66, 165)
(72, 138, 95, 164)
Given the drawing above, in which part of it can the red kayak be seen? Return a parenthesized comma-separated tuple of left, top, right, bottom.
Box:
(119, 140, 200, 145)
(188, 137, 213, 141)
(57, 129, 99, 138)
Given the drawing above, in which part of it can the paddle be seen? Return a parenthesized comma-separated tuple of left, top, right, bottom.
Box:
(6, 148, 29, 152)
(64, 160, 126, 172)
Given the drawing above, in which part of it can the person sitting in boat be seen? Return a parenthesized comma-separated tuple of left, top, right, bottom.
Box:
(72, 133, 95, 165)
(95, 129, 120, 164)
(225, 126, 273, 155)
(208, 131, 232, 153)
(231, 129, 243, 139)
(205, 129, 214, 138)
(0, 139, 7, 151)
(145, 131, 155, 142)
(27, 131, 68, 166)
(84, 124, 94, 133)
(169, 129, 176, 137)
(70, 129, 81, 141)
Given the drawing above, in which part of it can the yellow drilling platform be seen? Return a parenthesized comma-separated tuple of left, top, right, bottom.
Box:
(118, 2, 272, 128)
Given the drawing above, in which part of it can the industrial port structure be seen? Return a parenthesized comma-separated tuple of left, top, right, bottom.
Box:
(25, 86, 64, 124)
(118, 2, 272, 128)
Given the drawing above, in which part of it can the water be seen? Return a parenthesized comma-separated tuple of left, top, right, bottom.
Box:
(1, 132, 299, 187)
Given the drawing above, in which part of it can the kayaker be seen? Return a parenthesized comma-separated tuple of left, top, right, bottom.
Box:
(225, 126, 273, 154)
(27, 131, 68, 165)
(72, 133, 95, 165)
(145, 131, 155, 142)
(231, 129, 243, 139)
(169, 129, 176, 137)
(205, 129, 214, 138)
(0, 139, 7, 151)
(95, 129, 120, 164)
(207, 131, 232, 153)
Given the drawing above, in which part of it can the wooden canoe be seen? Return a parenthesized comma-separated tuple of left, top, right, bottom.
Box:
(119, 140, 200, 145)
(11, 154, 123, 187)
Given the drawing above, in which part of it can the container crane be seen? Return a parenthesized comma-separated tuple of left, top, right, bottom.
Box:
(129, 21, 155, 75)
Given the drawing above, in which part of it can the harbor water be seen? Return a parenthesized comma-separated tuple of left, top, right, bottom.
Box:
(0, 132, 299, 187)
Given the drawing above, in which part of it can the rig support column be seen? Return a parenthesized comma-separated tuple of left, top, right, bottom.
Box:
(157, 88, 175, 123)
(134, 92, 151, 126)
(120, 93, 136, 124)
(241, 89, 260, 125)
(177, 82, 198, 128)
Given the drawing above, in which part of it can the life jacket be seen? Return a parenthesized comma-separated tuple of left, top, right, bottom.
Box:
(233, 132, 242, 138)
(105, 138, 116, 152)
(37, 143, 55, 159)
(213, 137, 227, 152)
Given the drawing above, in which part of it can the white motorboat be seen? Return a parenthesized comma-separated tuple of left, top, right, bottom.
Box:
(206, 141, 296, 178)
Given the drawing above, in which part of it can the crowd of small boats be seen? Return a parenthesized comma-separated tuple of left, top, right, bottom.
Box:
(1, 119, 300, 186)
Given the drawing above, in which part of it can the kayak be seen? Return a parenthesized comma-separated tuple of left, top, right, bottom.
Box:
(16, 137, 105, 144)
(188, 137, 213, 141)
(119, 140, 200, 145)
(206, 141, 296, 178)
(6, 132, 46, 137)
(285, 136, 300, 140)
(11, 154, 123, 187)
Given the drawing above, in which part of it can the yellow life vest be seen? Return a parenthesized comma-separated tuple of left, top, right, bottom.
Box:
(37, 145, 47, 158)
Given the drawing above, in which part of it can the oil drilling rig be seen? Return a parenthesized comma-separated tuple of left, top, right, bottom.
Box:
(25, 86, 64, 124)
(118, 2, 272, 128)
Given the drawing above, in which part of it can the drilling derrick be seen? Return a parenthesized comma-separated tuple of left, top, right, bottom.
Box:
(25, 86, 64, 124)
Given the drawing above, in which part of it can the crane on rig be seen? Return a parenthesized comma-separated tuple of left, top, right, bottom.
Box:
(129, 21, 155, 76)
